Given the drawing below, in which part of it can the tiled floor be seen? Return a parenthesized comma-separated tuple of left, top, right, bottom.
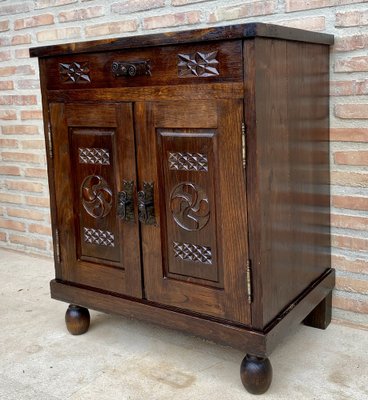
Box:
(0, 248, 367, 399)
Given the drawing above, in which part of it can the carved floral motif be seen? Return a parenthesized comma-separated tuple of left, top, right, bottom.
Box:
(59, 62, 91, 83)
(178, 51, 219, 77)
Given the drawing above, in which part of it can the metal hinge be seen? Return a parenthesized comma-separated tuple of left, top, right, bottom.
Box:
(47, 121, 53, 159)
(246, 259, 252, 303)
(241, 122, 246, 169)
(54, 228, 61, 263)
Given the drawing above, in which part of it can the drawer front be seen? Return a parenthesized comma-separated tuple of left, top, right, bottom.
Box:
(44, 40, 243, 90)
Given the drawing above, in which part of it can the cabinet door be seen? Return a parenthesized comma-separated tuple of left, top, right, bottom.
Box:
(50, 103, 142, 297)
(135, 100, 251, 324)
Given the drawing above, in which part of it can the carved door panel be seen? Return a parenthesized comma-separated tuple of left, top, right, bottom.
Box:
(50, 103, 142, 297)
(135, 100, 251, 324)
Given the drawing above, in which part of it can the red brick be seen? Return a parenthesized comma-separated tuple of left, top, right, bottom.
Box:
(330, 80, 355, 96)
(37, 27, 81, 42)
(336, 276, 368, 295)
(0, 193, 23, 204)
(59, 6, 104, 22)
(20, 110, 43, 120)
(17, 80, 40, 90)
(335, 104, 368, 119)
(332, 235, 368, 252)
(35, 0, 78, 9)
(0, 65, 35, 76)
(335, 56, 368, 72)
(336, 10, 368, 27)
(332, 255, 368, 275)
(29, 223, 52, 236)
(11, 34, 32, 46)
(0, 20, 9, 32)
(85, 20, 138, 37)
(0, 50, 11, 61)
(334, 151, 368, 166)
(25, 196, 50, 208)
(7, 208, 46, 221)
(111, 0, 164, 14)
(0, 81, 13, 90)
(331, 214, 368, 230)
(0, 217, 25, 232)
(15, 49, 30, 59)
(334, 34, 368, 52)
(0, 166, 21, 176)
(0, 110, 17, 120)
(6, 180, 44, 193)
(2, 125, 39, 135)
(9, 234, 47, 250)
(286, 0, 368, 12)
(333, 294, 368, 314)
(276, 16, 326, 31)
(0, 139, 18, 148)
(332, 195, 368, 211)
(14, 14, 54, 30)
(331, 171, 368, 187)
(1, 151, 44, 164)
(24, 168, 47, 178)
(0, 95, 37, 106)
(0, 232, 6, 241)
(209, 1, 275, 22)
(0, 3, 31, 16)
(0, 36, 10, 46)
(144, 11, 200, 30)
(330, 128, 368, 142)
(21, 140, 45, 150)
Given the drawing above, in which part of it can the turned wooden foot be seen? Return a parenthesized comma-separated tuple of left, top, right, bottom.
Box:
(303, 291, 332, 330)
(240, 354, 272, 395)
(65, 304, 90, 335)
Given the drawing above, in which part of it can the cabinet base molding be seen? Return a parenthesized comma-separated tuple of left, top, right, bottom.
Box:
(51, 268, 334, 358)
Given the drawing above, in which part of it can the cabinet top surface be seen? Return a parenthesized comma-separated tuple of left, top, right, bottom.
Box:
(30, 22, 334, 58)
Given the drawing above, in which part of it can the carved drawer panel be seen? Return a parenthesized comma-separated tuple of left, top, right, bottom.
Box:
(44, 40, 242, 90)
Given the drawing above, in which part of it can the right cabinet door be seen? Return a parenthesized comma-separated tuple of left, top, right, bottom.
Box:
(135, 99, 251, 324)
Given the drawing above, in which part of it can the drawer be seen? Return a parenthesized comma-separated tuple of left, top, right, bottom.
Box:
(44, 40, 243, 90)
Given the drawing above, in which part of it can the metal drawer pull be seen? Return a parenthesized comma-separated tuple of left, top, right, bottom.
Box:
(138, 182, 156, 225)
(112, 60, 151, 77)
(117, 180, 135, 222)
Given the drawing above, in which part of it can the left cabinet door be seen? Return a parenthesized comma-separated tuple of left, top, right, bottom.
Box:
(49, 103, 142, 297)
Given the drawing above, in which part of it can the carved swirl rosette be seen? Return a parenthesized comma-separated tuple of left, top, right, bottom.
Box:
(81, 175, 113, 219)
(170, 182, 210, 231)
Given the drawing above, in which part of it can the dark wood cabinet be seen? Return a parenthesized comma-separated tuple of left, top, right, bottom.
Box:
(31, 23, 335, 394)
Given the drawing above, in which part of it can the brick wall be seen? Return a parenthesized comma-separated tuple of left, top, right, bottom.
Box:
(0, 0, 367, 328)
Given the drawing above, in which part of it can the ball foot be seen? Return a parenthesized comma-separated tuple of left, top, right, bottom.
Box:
(240, 354, 272, 395)
(65, 304, 90, 335)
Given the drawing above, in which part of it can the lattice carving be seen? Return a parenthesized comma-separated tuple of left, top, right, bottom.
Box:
(170, 182, 210, 231)
(173, 241, 212, 264)
(178, 51, 219, 77)
(79, 148, 110, 165)
(168, 152, 208, 172)
(83, 227, 114, 247)
(81, 175, 113, 219)
(59, 62, 91, 83)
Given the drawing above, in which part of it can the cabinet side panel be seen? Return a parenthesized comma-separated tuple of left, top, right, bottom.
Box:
(253, 38, 331, 328)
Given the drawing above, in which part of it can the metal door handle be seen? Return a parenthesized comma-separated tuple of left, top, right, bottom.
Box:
(117, 180, 134, 222)
(138, 182, 156, 225)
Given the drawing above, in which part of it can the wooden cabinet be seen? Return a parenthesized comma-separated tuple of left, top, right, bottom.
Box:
(31, 23, 335, 394)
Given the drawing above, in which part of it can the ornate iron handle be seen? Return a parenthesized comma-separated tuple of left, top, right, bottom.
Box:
(117, 180, 134, 222)
(138, 182, 156, 225)
(112, 60, 151, 77)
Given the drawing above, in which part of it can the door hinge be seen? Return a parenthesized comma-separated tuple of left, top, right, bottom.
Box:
(47, 121, 53, 159)
(246, 259, 253, 304)
(54, 228, 61, 263)
(241, 122, 246, 169)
